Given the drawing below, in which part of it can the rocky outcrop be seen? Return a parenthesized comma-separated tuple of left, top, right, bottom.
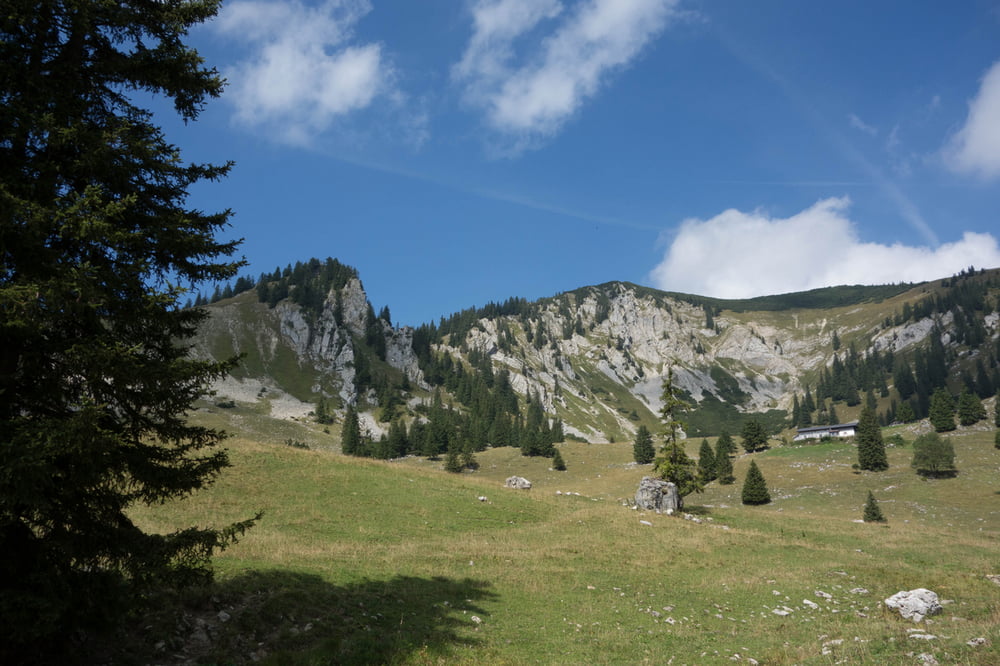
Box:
(635, 476, 681, 513)
(884, 589, 943, 622)
(504, 476, 532, 490)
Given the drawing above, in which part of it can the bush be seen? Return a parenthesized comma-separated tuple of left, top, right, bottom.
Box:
(911, 432, 957, 478)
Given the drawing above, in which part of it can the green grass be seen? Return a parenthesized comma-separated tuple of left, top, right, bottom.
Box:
(126, 427, 1000, 664)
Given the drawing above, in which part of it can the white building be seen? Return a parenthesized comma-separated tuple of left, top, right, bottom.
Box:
(793, 422, 859, 442)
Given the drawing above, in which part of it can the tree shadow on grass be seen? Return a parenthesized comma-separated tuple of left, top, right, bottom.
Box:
(121, 570, 498, 665)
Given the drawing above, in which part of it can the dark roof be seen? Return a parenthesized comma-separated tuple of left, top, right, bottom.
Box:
(795, 422, 859, 434)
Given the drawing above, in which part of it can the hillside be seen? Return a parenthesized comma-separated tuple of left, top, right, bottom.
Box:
(191, 262, 1000, 455)
(121, 421, 1000, 665)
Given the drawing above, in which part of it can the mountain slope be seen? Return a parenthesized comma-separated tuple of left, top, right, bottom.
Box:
(192, 263, 1000, 444)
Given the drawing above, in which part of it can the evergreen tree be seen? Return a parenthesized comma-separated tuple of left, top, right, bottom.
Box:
(1, 1, 258, 654)
(929, 388, 956, 432)
(957, 388, 986, 426)
(697, 439, 717, 482)
(716, 430, 736, 457)
(632, 425, 655, 464)
(714, 443, 735, 485)
(896, 401, 916, 423)
(911, 432, 957, 478)
(653, 369, 703, 499)
(444, 445, 464, 473)
(552, 448, 567, 471)
(996, 389, 1000, 428)
(341, 406, 364, 456)
(856, 406, 889, 472)
(741, 460, 771, 505)
(862, 491, 886, 523)
(740, 418, 768, 453)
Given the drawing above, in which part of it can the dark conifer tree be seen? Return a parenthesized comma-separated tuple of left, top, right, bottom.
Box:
(862, 491, 886, 523)
(552, 448, 567, 471)
(1, 1, 259, 652)
(697, 439, 717, 482)
(929, 388, 956, 432)
(856, 406, 888, 471)
(715, 443, 735, 485)
(633, 425, 655, 464)
(741, 460, 771, 505)
(740, 418, 768, 453)
(957, 388, 986, 426)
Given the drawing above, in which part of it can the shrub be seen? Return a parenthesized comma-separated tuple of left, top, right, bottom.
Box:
(862, 491, 886, 523)
(911, 432, 957, 478)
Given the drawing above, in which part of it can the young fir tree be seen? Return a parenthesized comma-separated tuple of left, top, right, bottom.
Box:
(929, 388, 957, 432)
(697, 439, 717, 482)
(957, 388, 986, 426)
(715, 444, 735, 485)
(862, 491, 887, 523)
(552, 447, 567, 471)
(715, 430, 736, 457)
(856, 405, 889, 472)
(341, 406, 364, 456)
(633, 424, 655, 464)
(740, 418, 768, 453)
(741, 460, 771, 505)
(911, 432, 957, 478)
(1, 2, 259, 655)
(653, 368, 703, 499)
(444, 445, 464, 473)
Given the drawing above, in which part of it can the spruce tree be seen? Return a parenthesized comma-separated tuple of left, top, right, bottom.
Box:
(856, 406, 889, 471)
(341, 406, 364, 456)
(929, 388, 956, 432)
(741, 460, 771, 505)
(552, 448, 567, 471)
(697, 439, 717, 482)
(1, 1, 258, 654)
(716, 430, 736, 457)
(633, 425, 655, 464)
(740, 418, 768, 453)
(715, 444, 735, 485)
(862, 491, 886, 523)
(957, 388, 985, 426)
(444, 445, 464, 473)
(653, 368, 703, 499)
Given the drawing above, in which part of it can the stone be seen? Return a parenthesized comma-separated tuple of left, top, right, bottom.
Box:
(504, 476, 532, 490)
(634, 476, 681, 513)
(884, 589, 943, 622)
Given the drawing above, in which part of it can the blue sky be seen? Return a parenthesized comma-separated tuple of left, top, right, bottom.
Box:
(169, 0, 1000, 327)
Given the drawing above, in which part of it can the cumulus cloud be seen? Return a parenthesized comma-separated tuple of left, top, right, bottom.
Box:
(944, 60, 1000, 179)
(214, 0, 391, 145)
(649, 198, 1000, 298)
(453, 0, 678, 151)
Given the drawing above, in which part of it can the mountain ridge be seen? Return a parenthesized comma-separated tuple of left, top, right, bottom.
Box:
(192, 261, 1000, 449)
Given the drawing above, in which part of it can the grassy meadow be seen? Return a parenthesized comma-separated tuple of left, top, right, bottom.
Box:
(127, 417, 1000, 665)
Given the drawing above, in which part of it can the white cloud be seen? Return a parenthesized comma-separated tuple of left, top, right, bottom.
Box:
(944, 60, 1000, 179)
(649, 198, 1000, 298)
(848, 113, 877, 136)
(453, 0, 678, 152)
(214, 0, 391, 145)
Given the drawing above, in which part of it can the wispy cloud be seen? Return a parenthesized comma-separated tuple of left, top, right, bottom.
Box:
(453, 0, 679, 154)
(848, 113, 877, 136)
(649, 198, 1000, 297)
(716, 28, 938, 246)
(214, 0, 400, 146)
(944, 59, 1000, 179)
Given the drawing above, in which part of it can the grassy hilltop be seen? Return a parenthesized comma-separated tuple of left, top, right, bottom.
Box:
(126, 412, 1000, 665)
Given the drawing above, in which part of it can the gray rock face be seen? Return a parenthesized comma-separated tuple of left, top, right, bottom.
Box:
(504, 476, 532, 490)
(884, 588, 943, 622)
(635, 476, 681, 513)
